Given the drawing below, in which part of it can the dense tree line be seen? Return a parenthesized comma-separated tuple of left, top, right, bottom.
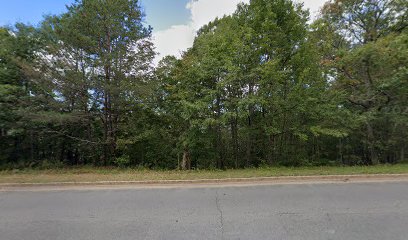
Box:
(0, 0, 407, 169)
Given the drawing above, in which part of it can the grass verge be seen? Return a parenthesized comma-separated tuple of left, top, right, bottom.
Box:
(1, 164, 408, 184)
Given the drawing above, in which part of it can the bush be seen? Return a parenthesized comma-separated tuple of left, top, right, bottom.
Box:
(39, 159, 64, 169)
(114, 155, 131, 168)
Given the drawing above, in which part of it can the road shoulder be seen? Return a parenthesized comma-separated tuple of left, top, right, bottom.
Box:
(1, 174, 408, 192)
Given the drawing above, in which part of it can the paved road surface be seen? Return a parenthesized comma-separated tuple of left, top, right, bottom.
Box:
(1, 182, 407, 240)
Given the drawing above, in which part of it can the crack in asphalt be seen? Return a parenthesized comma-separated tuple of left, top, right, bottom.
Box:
(278, 212, 301, 216)
(215, 190, 225, 240)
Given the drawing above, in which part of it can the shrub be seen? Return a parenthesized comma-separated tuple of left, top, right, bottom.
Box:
(114, 155, 131, 168)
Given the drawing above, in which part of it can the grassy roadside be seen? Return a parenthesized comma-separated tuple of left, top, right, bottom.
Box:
(1, 164, 408, 184)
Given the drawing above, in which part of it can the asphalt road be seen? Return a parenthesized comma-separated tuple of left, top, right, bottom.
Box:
(1, 182, 407, 240)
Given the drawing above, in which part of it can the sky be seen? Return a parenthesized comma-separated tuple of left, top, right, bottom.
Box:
(0, 0, 327, 63)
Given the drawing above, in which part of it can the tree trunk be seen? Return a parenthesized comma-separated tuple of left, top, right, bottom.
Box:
(246, 83, 254, 167)
(181, 148, 191, 170)
(366, 123, 379, 165)
(231, 117, 239, 168)
(215, 93, 224, 169)
(30, 130, 34, 162)
(267, 135, 275, 165)
(101, 28, 117, 165)
(338, 138, 344, 165)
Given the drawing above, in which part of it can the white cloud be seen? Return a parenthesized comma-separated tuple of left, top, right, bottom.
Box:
(152, 0, 327, 64)
(187, 0, 249, 31)
(152, 25, 195, 64)
(299, 0, 327, 20)
(152, 0, 248, 64)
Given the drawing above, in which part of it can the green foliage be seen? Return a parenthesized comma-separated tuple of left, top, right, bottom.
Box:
(0, 0, 407, 169)
(114, 155, 131, 168)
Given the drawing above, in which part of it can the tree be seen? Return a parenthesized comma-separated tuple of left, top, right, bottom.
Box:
(160, 0, 342, 168)
(34, 0, 155, 165)
(0, 24, 42, 166)
(320, 0, 408, 164)
(1, 0, 406, 169)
